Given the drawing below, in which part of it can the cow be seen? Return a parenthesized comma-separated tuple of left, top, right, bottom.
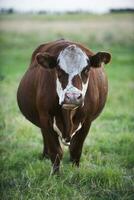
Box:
(17, 39, 111, 174)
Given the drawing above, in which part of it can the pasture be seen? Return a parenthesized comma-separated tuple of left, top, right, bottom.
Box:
(0, 13, 134, 200)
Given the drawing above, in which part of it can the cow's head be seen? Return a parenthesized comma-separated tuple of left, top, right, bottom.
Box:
(36, 45, 111, 110)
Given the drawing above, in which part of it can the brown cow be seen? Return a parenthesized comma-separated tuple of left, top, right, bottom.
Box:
(17, 39, 111, 174)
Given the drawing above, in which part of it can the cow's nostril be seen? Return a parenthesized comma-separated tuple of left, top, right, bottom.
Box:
(77, 94, 82, 100)
(65, 93, 70, 99)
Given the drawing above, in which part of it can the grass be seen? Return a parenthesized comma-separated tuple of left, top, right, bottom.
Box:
(0, 13, 134, 200)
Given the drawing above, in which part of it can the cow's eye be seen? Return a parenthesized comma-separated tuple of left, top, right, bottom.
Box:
(57, 67, 63, 79)
(84, 68, 89, 74)
(56, 67, 68, 88)
(58, 70, 62, 79)
(56, 66, 68, 80)
(81, 67, 89, 83)
(82, 67, 89, 75)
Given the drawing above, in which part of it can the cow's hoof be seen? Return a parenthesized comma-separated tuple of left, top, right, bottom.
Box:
(70, 158, 80, 167)
(50, 166, 60, 176)
(44, 153, 50, 159)
(39, 153, 49, 160)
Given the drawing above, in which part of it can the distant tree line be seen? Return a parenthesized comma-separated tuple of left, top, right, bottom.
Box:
(110, 8, 134, 13)
(0, 8, 15, 14)
(0, 8, 134, 14)
(0, 8, 91, 14)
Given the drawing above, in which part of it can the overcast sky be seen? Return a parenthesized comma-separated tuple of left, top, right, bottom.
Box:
(0, 0, 134, 13)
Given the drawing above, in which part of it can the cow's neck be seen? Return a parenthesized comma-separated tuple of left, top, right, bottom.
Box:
(62, 109, 75, 139)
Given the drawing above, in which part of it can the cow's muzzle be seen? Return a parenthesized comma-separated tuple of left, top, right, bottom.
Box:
(62, 92, 83, 110)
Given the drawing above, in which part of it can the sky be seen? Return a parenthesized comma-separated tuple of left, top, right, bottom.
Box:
(0, 0, 134, 13)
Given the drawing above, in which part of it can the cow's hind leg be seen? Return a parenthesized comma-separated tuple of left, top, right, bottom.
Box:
(69, 120, 91, 167)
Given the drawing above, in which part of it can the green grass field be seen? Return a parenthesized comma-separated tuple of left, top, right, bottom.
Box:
(0, 13, 134, 200)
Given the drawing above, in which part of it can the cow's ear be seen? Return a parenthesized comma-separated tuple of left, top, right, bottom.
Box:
(36, 52, 57, 69)
(90, 52, 111, 68)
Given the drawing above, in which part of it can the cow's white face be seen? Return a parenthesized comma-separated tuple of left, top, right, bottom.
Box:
(36, 43, 111, 110)
(56, 45, 89, 109)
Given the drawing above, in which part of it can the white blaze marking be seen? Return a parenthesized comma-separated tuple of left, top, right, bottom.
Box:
(53, 117, 70, 146)
(58, 44, 88, 75)
(53, 117, 82, 146)
(56, 78, 65, 104)
(53, 117, 62, 138)
(82, 79, 89, 99)
(56, 45, 89, 105)
(71, 123, 82, 138)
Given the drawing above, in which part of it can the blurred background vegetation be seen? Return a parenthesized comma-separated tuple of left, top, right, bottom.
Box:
(0, 11, 134, 200)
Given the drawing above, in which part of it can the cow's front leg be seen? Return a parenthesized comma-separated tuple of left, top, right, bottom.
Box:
(40, 114, 63, 174)
(69, 120, 91, 167)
